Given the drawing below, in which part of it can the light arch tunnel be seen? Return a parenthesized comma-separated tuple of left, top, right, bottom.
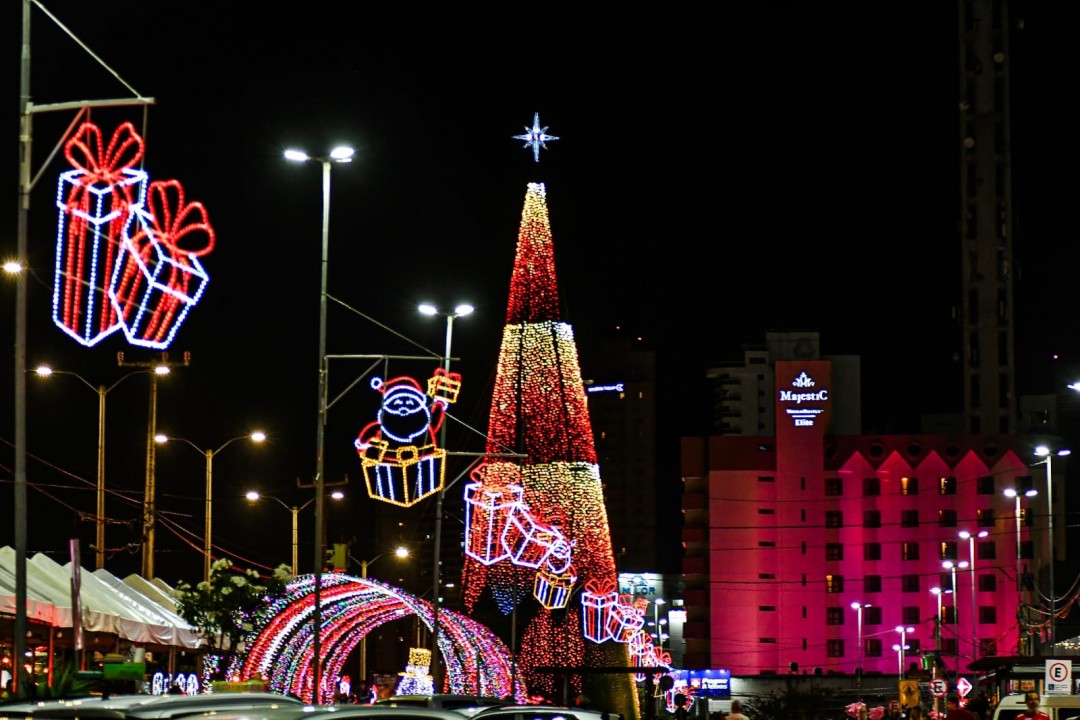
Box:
(237, 573, 519, 703)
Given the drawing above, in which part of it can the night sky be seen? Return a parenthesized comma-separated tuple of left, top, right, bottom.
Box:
(3, 4, 1080, 584)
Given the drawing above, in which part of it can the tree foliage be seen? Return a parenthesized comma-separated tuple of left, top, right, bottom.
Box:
(173, 558, 290, 660)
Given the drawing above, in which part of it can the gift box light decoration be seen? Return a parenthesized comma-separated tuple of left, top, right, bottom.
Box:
(427, 367, 463, 405)
(460, 178, 632, 704)
(110, 179, 214, 349)
(355, 374, 451, 507)
(52, 120, 215, 350)
(53, 121, 146, 346)
(533, 567, 576, 610)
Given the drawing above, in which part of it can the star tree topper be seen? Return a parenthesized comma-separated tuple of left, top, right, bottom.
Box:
(513, 112, 559, 162)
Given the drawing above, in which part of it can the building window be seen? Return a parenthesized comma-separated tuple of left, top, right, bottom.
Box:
(866, 639, 883, 657)
(864, 477, 881, 496)
(825, 478, 843, 496)
(908, 639, 921, 654)
(826, 543, 844, 561)
(864, 510, 881, 529)
(902, 575, 920, 592)
(759, 606, 776, 611)
(1021, 540, 1034, 560)
(977, 508, 995, 527)
(939, 476, 957, 495)
(865, 606, 883, 625)
(901, 477, 919, 495)
(901, 510, 919, 528)
(864, 576, 882, 594)
(942, 638, 958, 656)
(759, 573, 776, 579)
(825, 511, 843, 528)
(827, 607, 844, 625)
(902, 542, 920, 561)
(758, 476, 775, 483)
(977, 476, 994, 494)
(864, 544, 881, 561)
(760, 637, 777, 644)
(826, 575, 844, 593)
(979, 638, 997, 656)
(939, 509, 957, 527)
(943, 606, 956, 624)
(903, 606, 920, 626)
(759, 541, 776, 547)
(979, 606, 996, 624)
(827, 639, 845, 658)
(758, 508, 775, 515)
(801, 541, 807, 554)
(978, 574, 996, 592)
(978, 542, 995, 560)
(940, 541, 958, 561)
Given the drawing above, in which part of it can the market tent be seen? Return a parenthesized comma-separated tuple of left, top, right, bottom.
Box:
(0, 546, 201, 650)
(121, 573, 182, 615)
(0, 546, 57, 625)
(93, 569, 200, 649)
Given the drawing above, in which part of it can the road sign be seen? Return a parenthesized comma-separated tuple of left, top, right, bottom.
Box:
(957, 677, 973, 697)
(929, 678, 948, 697)
(899, 680, 920, 708)
(1046, 660, 1073, 695)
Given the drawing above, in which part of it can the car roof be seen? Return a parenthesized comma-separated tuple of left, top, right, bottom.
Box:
(469, 707, 614, 720)
(179, 706, 468, 720)
(0, 692, 304, 720)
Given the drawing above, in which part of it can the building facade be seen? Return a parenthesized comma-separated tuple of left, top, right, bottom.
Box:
(681, 358, 1044, 675)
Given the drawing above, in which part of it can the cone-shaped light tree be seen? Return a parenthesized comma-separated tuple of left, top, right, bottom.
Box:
(462, 182, 639, 718)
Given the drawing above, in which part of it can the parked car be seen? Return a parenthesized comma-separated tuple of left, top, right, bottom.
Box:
(374, 695, 510, 717)
(469, 705, 617, 720)
(174, 705, 468, 720)
(0, 691, 304, 719)
(991, 694, 1080, 720)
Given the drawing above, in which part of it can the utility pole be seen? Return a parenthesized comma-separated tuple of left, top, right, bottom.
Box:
(117, 351, 189, 579)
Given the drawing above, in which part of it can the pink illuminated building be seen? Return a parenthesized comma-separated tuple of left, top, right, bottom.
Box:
(680, 359, 1041, 676)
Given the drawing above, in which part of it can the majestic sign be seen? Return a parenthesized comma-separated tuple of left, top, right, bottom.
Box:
(1046, 659, 1072, 695)
(778, 370, 830, 428)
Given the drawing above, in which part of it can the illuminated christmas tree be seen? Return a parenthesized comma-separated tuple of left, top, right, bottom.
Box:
(461, 181, 638, 718)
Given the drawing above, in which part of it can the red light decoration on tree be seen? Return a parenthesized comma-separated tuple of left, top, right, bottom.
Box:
(460, 182, 638, 714)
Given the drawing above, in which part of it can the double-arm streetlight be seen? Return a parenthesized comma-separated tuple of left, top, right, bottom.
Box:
(285, 143, 354, 703)
(850, 601, 870, 682)
(418, 301, 473, 688)
(359, 546, 410, 682)
(155, 431, 266, 582)
(942, 559, 968, 672)
(245, 489, 343, 576)
(33, 365, 151, 569)
(1034, 445, 1069, 653)
(1004, 479, 1037, 654)
(958, 529, 989, 659)
(893, 625, 914, 680)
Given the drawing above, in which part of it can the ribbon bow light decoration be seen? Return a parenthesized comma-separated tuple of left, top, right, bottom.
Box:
(53, 121, 215, 350)
(53, 121, 147, 346)
(112, 179, 215, 348)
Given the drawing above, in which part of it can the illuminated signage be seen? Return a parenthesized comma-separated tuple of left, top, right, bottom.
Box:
(779, 371, 828, 428)
(586, 382, 624, 394)
(669, 669, 731, 698)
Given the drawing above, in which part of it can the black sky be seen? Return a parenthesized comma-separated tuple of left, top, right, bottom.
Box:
(4, 4, 1080, 582)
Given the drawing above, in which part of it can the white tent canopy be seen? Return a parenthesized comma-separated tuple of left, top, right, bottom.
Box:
(0, 546, 200, 650)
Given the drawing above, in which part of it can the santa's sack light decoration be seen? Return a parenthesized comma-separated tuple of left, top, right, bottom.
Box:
(53, 120, 214, 349)
(355, 373, 457, 507)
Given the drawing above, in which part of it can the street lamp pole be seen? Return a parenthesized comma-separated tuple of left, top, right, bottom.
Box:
(419, 301, 473, 690)
(246, 491, 339, 576)
(850, 602, 869, 686)
(894, 625, 914, 680)
(286, 144, 353, 703)
(33, 366, 149, 569)
(942, 560, 967, 673)
(1004, 481, 1037, 655)
(958, 529, 988, 659)
(359, 547, 409, 683)
(156, 432, 266, 582)
(1034, 445, 1069, 654)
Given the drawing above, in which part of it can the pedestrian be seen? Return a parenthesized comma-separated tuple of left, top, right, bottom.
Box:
(946, 695, 978, 720)
(1016, 691, 1050, 720)
(908, 705, 925, 720)
(728, 699, 750, 720)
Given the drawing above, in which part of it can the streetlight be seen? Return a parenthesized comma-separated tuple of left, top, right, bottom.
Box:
(894, 625, 914, 679)
(245, 490, 343, 576)
(33, 365, 153, 569)
(850, 602, 870, 682)
(359, 546, 410, 683)
(958, 529, 989, 659)
(1004, 480, 1037, 655)
(155, 431, 266, 582)
(418, 301, 473, 688)
(285, 143, 353, 703)
(942, 559, 967, 672)
(649, 597, 667, 648)
(1034, 445, 1069, 654)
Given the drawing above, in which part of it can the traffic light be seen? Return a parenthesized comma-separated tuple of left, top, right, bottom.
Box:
(325, 543, 347, 571)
